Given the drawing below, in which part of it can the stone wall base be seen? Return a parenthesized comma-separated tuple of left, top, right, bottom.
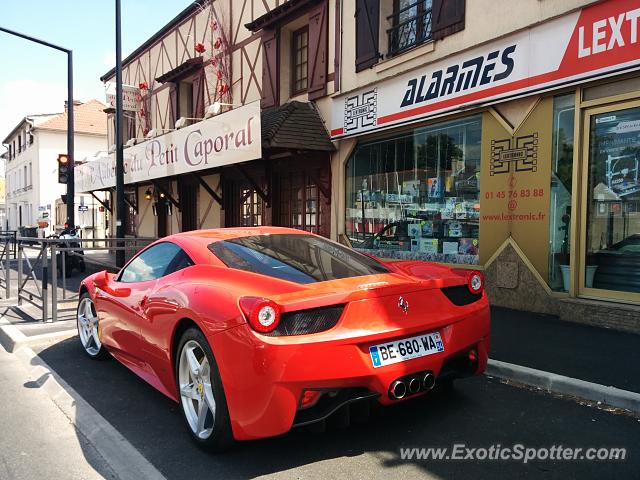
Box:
(484, 239, 640, 334)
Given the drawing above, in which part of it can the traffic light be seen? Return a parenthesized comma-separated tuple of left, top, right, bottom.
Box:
(57, 153, 70, 184)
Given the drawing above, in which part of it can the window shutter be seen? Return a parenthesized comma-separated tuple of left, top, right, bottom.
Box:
(192, 69, 206, 119)
(431, 0, 466, 41)
(355, 0, 380, 72)
(308, 0, 328, 100)
(261, 29, 279, 109)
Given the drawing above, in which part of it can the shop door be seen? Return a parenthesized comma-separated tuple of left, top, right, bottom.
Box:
(275, 166, 330, 238)
(580, 99, 640, 301)
(224, 180, 266, 228)
(157, 200, 168, 237)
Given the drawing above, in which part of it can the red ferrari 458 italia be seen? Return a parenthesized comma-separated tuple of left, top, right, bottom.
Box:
(77, 227, 490, 450)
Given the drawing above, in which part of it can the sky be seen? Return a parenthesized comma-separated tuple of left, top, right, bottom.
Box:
(0, 0, 193, 144)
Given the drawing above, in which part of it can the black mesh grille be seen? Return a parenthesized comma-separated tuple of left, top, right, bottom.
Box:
(265, 305, 345, 337)
(441, 285, 482, 306)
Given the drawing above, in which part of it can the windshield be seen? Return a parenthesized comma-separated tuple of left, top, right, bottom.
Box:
(208, 234, 388, 284)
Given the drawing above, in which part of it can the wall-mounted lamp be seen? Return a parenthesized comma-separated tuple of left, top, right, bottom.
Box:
(205, 101, 241, 118)
(159, 191, 166, 199)
(144, 188, 152, 200)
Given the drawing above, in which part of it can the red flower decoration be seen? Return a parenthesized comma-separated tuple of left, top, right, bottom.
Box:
(210, 20, 218, 31)
(216, 70, 223, 80)
(139, 108, 146, 118)
(195, 42, 206, 54)
(138, 81, 148, 90)
(135, 94, 143, 102)
(143, 127, 149, 136)
(217, 84, 229, 94)
(211, 58, 218, 67)
(214, 38, 222, 49)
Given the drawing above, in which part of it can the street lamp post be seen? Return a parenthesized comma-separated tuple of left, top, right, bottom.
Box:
(0, 26, 75, 228)
(115, 0, 125, 268)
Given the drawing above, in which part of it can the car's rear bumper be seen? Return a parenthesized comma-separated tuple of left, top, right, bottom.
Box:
(210, 302, 490, 441)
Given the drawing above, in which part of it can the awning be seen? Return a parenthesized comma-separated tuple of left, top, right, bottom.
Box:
(262, 101, 334, 152)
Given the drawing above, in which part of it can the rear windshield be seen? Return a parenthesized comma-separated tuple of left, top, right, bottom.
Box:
(208, 234, 388, 284)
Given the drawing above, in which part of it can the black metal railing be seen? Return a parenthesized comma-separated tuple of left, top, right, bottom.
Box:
(387, 1, 432, 57)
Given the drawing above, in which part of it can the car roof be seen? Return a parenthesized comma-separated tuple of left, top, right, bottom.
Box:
(171, 226, 312, 242)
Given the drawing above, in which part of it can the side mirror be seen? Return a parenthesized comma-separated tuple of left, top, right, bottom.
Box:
(93, 270, 110, 290)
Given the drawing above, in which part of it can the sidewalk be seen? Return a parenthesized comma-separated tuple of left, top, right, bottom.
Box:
(490, 306, 640, 394)
(0, 344, 116, 480)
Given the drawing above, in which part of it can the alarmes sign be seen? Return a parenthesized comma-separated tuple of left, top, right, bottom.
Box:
(331, 0, 640, 139)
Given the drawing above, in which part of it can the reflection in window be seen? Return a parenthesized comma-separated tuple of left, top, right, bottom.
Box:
(548, 94, 575, 291)
(346, 116, 481, 264)
(209, 234, 388, 284)
(586, 106, 640, 293)
(119, 242, 182, 283)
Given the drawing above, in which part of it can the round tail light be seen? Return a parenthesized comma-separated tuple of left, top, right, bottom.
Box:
(467, 270, 484, 294)
(239, 297, 281, 333)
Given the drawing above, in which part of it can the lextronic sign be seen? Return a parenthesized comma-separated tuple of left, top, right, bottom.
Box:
(331, 0, 640, 139)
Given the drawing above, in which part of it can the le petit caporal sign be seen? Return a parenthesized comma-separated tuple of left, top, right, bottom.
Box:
(75, 102, 261, 192)
(331, 0, 640, 138)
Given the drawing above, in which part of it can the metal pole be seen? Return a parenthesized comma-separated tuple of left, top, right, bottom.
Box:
(0, 26, 74, 227)
(17, 243, 22, 306)
(51, 243, 57, 322)
(4, 241, 10, 299)
(41, 243, 48, 322)
(115, 0, 126, 268)
(67, 51, 75, 227)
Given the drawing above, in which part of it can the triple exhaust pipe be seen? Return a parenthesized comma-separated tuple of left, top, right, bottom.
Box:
(389, 371, 436, 400)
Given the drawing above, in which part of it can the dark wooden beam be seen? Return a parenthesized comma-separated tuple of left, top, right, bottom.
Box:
(123, 195, 138, 214)
(307, 169, 331, 205)
(192, 174, 223, 207)
(236, 165, 269, 206)
(151, 180, 181, 211)
(90, 192, 112, 213)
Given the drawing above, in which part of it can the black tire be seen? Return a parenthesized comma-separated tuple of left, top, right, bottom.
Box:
(175, 327, 234, 452)
(76, 292, 109, 360)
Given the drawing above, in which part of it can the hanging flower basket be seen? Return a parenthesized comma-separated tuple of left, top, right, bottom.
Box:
(139, 81, 149, 90)
(195, 42, 206, 54)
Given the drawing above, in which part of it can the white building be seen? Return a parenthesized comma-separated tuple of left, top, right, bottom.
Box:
(2, 100, 108, 237)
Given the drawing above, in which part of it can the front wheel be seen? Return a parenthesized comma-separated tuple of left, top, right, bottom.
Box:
(77, 293, 108, 359)
(176, 328, 234, 451)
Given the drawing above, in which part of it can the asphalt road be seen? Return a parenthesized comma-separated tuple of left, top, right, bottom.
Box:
(34, 337, 638, 480)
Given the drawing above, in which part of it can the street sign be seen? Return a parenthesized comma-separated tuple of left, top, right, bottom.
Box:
(105, 83, 140, 111)
(78, 205, 89, 212)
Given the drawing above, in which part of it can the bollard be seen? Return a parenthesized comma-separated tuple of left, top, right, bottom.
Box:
(4, 241, 10, 299)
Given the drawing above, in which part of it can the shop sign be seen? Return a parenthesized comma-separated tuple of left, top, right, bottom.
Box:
(105, 83, 140, 112)
(331, 0, 640, 139)
(75, 102, 261, 192)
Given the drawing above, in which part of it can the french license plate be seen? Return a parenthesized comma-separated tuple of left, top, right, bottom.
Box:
(369, 332, 444, 368)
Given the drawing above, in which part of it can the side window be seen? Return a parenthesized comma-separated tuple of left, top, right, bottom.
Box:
(164, 249, 194, 276)
(118, 242, 186, 283)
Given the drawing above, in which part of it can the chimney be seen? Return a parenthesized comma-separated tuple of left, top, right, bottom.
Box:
(64, 100, 83, 112)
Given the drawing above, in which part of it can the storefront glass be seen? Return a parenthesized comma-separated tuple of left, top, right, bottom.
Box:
(346, 116, 482, 264)
(548, 94, 575, 291)
(586, 105, 640, 294)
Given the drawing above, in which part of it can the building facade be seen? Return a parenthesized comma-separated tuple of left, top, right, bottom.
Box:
(3, 100, 108, 237)
(77, 0, 640, 331)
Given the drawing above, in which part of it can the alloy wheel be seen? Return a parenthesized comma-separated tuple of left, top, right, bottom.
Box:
(77, 297, 102, 356)
(178, 340, 217, 439)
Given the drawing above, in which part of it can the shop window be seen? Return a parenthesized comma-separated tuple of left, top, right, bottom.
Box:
(291, 26, 309, 96)
(388, 0, 433, 57)
(548, 94, 575, 292)
(585, 105, 640, 294)
(346, 116, 481, 264)
(124, 189, 137, 236)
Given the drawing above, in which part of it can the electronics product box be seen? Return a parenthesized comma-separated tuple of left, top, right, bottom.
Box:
(403, 180, 420, 198)
(411, 238, 439, 254)
(408, 223, 422, 237)
(458, 238, 479, 255)
(421, 221, 434, 236)
(427, 178, 443, 198)
(447, 228, 463, 238)
(442, 241, 459, 254)
(441, 208, 454, 219)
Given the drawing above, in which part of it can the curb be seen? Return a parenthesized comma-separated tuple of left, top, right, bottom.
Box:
(12, 344, 167, 480)
(487, 359, 640, 414)
(0, 321, 77, 352)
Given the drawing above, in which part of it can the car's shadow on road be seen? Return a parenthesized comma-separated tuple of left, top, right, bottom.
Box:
(33, 337, 639, 480)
